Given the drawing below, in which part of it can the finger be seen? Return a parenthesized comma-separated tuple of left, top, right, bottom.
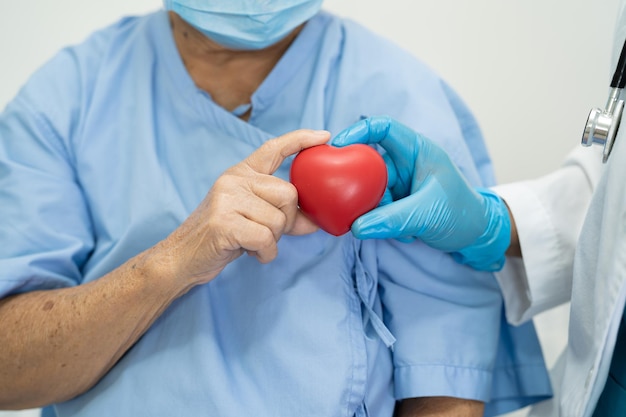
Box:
(351, 196, 421, 241)
(332, 117, 423, 192)
(330, 119, 370, 147)
(246, 177, 320, 237)
(245, 129, 330, 175)
(236, 193, 292, 242)
(248, 176, 300, 235)
(371, 117, 422, 170)
(331, 116, 396, 146)
(233, 220, 280, 264)
(288, 211, 320, 236)
(332, 117, 421, 172)
(243, 205, 318, 239)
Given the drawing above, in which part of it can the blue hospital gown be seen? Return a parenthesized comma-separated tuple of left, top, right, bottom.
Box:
(0, 9, 550, 417)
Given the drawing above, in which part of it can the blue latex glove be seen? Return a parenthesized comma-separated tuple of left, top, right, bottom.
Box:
(331, 116, 511, 271)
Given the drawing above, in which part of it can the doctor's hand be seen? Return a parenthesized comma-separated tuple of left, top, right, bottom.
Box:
(331, 116, 510, 271)
(163, 129, 329, 287)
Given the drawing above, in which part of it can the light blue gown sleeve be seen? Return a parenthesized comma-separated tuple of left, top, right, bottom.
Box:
(440, 80, 552, 416)
(0, 47, 95, 297)
(362, 78, 552, 415)
(439, 81, 495, 186)
(324, 18, 552, 412)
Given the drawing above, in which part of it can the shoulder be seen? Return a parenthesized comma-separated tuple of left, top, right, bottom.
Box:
(320, 11, 448, 123)
(322, 13, 489, 184)
(330, 14, 440, 84)
(7, 12, 162, 144)
(322, 12, 451, 116)
(19, 12, 159, 101)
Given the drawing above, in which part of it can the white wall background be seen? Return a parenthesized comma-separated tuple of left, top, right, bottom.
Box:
(0, 1, 620, 416)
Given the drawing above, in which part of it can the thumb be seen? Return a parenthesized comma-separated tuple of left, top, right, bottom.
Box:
(351, 196, 420, 242)
(245, 129, 330, 175)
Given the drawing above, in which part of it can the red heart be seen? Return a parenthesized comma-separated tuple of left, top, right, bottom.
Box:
(290, 144, 387, 236)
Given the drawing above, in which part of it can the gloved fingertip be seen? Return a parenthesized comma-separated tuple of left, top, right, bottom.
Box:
(350, 223, 370, 240)
(329, 131, 347, 147)
(352, 213, 402, 241)
(352, 218, 415, 243)
(330, 119, 371, 147)
(350, 215, 380, 239)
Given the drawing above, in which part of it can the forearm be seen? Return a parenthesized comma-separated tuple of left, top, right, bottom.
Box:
(0, 129, 323, 410)
(395, 397, 484, 417)
(493, 149, 601, 324)
(0, 242, 190, 409)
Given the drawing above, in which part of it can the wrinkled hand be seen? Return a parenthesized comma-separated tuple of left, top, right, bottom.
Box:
(331, 116, 510, 271)
(166, 129, 330, 285)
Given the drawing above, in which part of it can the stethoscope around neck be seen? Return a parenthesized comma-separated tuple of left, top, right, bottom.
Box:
(582, 37, 626, 163)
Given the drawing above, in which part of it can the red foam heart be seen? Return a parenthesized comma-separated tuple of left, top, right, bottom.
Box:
(290, 144, 387, 236)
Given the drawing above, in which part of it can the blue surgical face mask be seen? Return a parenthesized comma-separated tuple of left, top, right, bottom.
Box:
(163, 0, 324, 50)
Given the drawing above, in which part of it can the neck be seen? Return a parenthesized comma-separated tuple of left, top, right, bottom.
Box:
(169, 12, 303, 119)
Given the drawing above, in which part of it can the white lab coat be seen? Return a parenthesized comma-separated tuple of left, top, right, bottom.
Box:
(493, 3, 626, 415)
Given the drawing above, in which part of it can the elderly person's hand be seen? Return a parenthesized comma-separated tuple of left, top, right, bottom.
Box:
(163, 129, 330, 286)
